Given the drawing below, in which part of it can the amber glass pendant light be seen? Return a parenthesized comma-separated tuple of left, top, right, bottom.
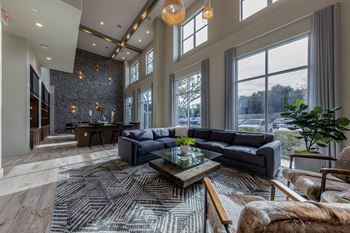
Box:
(162, 0, 186, 25)
(202, 0, 214, 21)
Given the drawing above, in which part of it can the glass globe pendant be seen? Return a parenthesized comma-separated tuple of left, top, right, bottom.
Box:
(202, 0, 214, 21)
(162, 0, 186, 25)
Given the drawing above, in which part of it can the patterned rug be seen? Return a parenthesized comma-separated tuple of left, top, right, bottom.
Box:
(50, 159, 274, 233)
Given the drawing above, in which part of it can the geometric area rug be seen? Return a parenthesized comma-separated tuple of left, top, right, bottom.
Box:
(50, 159, 273, 233)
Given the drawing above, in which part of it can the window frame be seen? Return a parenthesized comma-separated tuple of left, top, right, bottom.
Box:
(124, 96, 133, 123)
(173, 72, 202, 128)
(240, 0, 278, 21)
(140, 89, 152, 129)
(180, 10, 208, 55)
(130, 61, 139, 84)
(146, 49, 154, 75)
(234, 34, 310, 131)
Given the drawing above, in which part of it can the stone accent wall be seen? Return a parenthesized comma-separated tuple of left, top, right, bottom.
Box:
(51, 49, 124, 132)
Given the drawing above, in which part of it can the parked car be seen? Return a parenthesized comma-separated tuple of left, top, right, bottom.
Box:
(272, 117, 295, 129)
(239, 119, 272, 133)
(190, 117, 200, 126)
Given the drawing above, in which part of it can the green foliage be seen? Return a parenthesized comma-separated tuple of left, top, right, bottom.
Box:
(176, 137, 196, 146)
(281, 99, 350, 152)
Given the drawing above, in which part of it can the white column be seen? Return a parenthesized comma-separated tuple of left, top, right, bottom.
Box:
(152, 18, 166, 127)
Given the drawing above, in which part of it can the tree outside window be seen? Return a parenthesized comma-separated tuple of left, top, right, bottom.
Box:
(175, 73, 201, 128)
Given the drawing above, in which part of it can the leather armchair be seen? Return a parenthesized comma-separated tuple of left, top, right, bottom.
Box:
(203, 178, 350, 233)
(282, 147, 350, 200)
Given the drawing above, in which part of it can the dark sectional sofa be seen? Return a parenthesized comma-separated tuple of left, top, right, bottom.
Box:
(118, 127, 281, 178)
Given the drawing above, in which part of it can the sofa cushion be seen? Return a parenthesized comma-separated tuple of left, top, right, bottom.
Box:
(224, 146, 264, 167)
(199, 141, 231, 153)
(233, 133, 265, 148)
(129, 129, 154, 141)
(194, 129, 211, 140)
(188, 128, 195, 138)
(137, 140, 165, 156)
(169, 128, 176, 137)
(210, 130, 234, 144)
(152, 128, 170, 139)
(194, 138, 208, 147)
(156, 137, 177, 148)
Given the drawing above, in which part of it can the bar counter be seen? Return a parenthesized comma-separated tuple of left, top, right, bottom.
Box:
(75, 122, 139, 147)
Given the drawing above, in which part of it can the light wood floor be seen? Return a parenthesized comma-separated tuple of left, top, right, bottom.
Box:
(0, 134, 118, 233)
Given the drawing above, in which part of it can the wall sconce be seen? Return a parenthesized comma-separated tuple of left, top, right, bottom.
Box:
(96, 65, 100, 72)
(77, 70, 84, 80)
(71, 104, 77, 113)
(108, 77, 112, 85)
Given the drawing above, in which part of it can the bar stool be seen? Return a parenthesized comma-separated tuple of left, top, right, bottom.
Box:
(110, 124, 121, 145)
(88, 125, 104, 149)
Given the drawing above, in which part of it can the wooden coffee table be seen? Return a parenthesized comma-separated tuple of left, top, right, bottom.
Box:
(149, 147, 221, 188)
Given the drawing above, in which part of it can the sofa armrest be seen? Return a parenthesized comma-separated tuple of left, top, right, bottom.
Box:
(118, 136, 142, 166)
(256, 141, 281, 178)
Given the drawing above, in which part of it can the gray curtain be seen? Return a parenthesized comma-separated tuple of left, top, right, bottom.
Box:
(224, 48, 236, 130)
(168, 74, 175, 126)
(309, 3, 341, 159)
(201, 59, 210, 128)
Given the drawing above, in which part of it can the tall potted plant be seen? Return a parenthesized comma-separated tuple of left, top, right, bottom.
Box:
(281, 99, 350, 153)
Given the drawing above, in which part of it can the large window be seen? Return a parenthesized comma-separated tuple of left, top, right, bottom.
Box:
(236, 36, 309, 156)
(240, 0, 280, 20)
(125, 96, 133, 123)
(174, 73, 201, 128)
(181, 11, 208, 54)
(140, 89, 152, 129)
(146, 49, 153, 75)
(130, 61, 139, 84)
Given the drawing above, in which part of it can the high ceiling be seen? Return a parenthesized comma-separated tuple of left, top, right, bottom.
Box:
(2, 0, 82, 73)
(78, 0, 196, 61)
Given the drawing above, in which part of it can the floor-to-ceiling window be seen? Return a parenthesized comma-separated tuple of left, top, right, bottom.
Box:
(125, 96, 133, 123)
(140, 89, 152, 129)
(236, 35, 309, 156)
(174, 73, 201, 128)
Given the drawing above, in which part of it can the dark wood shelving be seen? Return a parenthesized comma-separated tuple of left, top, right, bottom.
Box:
(41, 83, 50, 128)
(30, 67, 40, 148)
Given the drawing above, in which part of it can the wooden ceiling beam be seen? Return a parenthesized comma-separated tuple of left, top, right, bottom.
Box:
(79, 24, 142, 54)
(109, 0, 160, 59)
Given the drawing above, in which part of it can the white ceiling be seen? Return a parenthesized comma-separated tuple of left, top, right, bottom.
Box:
(78, 0, 197, 61)
(2, 0, 82, 73)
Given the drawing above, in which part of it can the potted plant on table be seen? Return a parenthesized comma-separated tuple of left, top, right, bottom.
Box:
(176, 137, 196, 155)
(281, 99, 350, 154)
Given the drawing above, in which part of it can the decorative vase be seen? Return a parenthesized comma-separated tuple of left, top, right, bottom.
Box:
(180, 145, 190, 155)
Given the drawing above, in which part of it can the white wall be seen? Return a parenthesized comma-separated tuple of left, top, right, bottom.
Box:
(2, 32, 48, 158)
(155, 0, 350, 146)
(0, 2, 3, 178)
(2, 33, 30, 157)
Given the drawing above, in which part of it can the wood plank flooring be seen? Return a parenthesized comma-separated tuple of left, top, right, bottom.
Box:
(0, 134, 118, 233)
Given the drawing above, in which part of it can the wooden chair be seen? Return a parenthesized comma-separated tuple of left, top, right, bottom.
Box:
(282, 147, 350, 200)
(203, 178, 350, 233)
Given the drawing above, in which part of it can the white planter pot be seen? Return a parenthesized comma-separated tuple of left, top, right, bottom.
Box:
(180, 145, 190, 154)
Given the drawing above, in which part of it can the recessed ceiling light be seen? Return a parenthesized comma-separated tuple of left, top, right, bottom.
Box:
(92, 43, 96, 47)
(46, 57, 52, 61)
(126, 34, 131, 39)
(40, 44, 49, 49)
(100, 21, 104, 25)
(138, 39, 142, 43)
(146, 30, 150, 34)
(133, 24, 138, 30)
(32, 8, 38, 13)
(35, 22, 43, 28)
(126, 51, 130, 55)
(117, 24, 122, 29)
(142, 12, 147, 19)
(122, 57, 125, 60)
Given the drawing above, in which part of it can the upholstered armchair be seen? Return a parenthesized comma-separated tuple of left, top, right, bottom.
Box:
(282, 147, 350, 201)
(203, 178, 350, 233)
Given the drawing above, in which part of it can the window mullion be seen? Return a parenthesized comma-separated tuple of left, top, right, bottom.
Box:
(264, 50, 268, 133)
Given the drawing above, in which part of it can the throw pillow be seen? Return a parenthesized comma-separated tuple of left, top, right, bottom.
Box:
(175, 127, 188, 137)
